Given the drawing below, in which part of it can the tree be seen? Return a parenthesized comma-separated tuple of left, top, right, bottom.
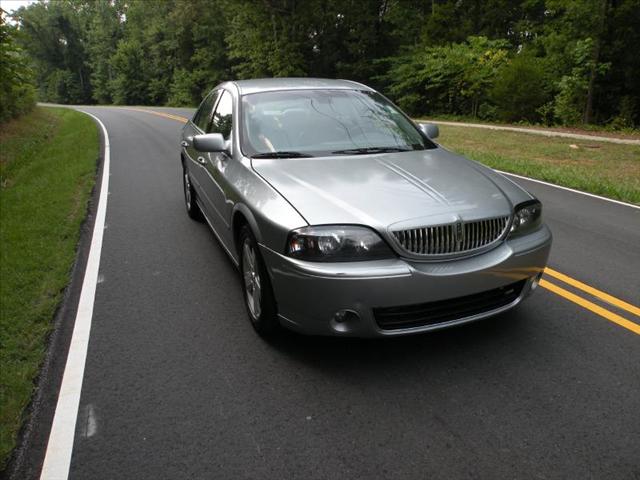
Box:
(222, 0, 308, 78)
(381, 36, 509, 117)
(109, 38, 148, 105)
(540, 0, 618, 125)
(0, 14, 35, 122)
(175, 0, 230, 103)
(13, 1, 91, 104)
(86, 0, 124, 104)
(7, 0, 639, 127)
(552, 38, 609, 125)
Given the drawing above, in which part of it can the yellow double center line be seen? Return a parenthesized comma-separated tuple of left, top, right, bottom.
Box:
(128, 107, 640, 336)
(121, 107, 189, 124)
(540, 270, 639, 335)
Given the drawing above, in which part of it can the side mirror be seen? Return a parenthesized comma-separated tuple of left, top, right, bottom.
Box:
(418, 123, 439, 139)
(193, 133, 226, 152)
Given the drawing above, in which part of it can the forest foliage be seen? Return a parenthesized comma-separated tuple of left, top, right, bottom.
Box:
(7, 0, 640, 127)
(0, 14, 36, 123)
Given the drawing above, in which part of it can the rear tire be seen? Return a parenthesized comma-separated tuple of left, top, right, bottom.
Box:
(238, 225, 280, 336)
(182, 164, 203, 221)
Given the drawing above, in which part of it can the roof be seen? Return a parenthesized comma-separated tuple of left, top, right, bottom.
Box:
(230, 78, 373, 95)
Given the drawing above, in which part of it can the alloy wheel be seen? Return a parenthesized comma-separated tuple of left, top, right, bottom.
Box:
(242, 239, 262, 320)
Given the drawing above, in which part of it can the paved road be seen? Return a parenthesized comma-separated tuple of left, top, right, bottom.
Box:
(26, 106, 640, 479)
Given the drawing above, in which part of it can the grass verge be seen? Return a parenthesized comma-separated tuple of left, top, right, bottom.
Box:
(436, 124, 640, 205)
(0, 107, 98, 469)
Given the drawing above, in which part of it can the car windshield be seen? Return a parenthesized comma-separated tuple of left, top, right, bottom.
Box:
(241, 89, 436, 158)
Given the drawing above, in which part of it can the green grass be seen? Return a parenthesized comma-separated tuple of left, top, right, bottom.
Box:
(0, 107, 98, 469)
(436, 125, 640, 205)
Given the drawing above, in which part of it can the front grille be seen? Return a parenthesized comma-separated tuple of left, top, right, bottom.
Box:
(392, 216, 510, 256)
(374, 280, 526, 330)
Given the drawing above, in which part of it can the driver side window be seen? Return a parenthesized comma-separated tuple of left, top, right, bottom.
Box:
(192, 90, 219, 132)
(209, 90, 233, 139)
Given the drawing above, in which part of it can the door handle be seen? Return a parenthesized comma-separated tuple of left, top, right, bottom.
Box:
(180, 140, 189, 148)
(196, 156, 207, 165)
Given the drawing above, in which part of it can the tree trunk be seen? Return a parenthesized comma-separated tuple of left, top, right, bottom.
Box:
(584, 0, 609, 124)
(584, 43, 599, 124)
(472, 97, 479, 118)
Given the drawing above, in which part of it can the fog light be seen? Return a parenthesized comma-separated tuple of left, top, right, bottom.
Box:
(334, 310, 359, 323)
(331, 309, 361, 333)
(531, 271, 543, 291)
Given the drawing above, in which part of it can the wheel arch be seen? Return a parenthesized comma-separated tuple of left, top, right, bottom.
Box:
(232, 204, 263, 251)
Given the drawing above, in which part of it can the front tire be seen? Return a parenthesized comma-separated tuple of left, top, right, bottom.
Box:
(182, 164, 203, 221)
(238, 225, 279, 336)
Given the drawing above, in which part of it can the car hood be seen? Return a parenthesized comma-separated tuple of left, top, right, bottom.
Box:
(252, 148, 526, 229)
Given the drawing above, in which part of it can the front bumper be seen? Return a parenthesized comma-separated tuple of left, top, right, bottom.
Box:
(260, 225, 552, 337)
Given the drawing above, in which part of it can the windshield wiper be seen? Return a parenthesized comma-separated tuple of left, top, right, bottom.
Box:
(331, 146, 413, 155)
(252, 151, 314, 159)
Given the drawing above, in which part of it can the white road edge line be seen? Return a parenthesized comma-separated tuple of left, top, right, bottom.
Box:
(40, 111, 110, 480)
(495, 170, 640, 210)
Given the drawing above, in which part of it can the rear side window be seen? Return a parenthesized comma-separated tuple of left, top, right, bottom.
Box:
(209, 90, 233, 139)
(192, 90, 219, 131)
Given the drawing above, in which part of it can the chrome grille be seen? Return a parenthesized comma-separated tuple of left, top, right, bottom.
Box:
(392, 216, 510, 256)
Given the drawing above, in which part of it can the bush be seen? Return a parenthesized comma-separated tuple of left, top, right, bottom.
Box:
(608, 96, 637, 129)
(167, 69, 196, 107)
(553, 74, 586, 125)
(490, 55, 550, 123)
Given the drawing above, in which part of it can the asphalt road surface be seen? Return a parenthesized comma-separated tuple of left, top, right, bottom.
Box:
(20, 106, 640, 479)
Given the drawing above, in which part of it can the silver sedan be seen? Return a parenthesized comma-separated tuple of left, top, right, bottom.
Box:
(180, 78, 552, 337)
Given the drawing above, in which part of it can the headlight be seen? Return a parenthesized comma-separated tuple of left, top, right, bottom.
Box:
(509, 200, 542, 236)
(286, 225, 394, 262)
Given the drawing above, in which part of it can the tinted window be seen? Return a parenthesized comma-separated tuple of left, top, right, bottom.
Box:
(241, 89, 435, 157)
(192, 90, 219, 131)
(210, 90, 233, 139)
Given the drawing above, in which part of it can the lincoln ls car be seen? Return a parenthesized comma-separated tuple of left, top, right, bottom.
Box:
(180, 78, 552, 337)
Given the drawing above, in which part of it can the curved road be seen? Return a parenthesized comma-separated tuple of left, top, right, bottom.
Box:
(20, 106, 640, 479)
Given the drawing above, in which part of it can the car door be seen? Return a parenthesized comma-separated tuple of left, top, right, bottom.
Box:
(183, 90, 220, 215)
(198, 89, 235, 236)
